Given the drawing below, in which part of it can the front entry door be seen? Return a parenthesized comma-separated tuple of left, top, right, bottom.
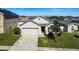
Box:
(41, 26, 45, 33)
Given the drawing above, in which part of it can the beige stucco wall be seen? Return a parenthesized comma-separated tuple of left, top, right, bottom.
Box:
(4, 19, 18, 32)
(0, 13, 4, 33)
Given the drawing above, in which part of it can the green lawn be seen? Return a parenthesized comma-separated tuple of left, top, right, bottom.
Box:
(0, 29, 21, 46)
(38, 32, 79, 49)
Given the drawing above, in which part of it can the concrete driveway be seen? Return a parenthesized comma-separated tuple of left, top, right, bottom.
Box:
(9, 34, 38, 51)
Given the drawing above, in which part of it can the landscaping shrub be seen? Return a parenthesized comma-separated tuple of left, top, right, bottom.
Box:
(74, 34, 79, 38)
(57, 31, 62, 36)
(48, 32, 55, 39)
(13, 27, 21, 35)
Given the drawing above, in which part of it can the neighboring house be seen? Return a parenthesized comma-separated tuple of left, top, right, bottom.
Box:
(18, 16, 29, 26)
(58, 17, 79, 33)
(18, 16, 53, 36)
(0, 9, 19, 33)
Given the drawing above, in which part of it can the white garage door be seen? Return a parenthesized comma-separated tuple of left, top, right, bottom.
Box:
(21, 28, 38, 35)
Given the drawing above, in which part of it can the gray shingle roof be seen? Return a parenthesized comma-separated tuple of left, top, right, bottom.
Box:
(58, 17, 79, 26)
(20, 16, 52, 26)
(58, 20, 71, 25)
(0, 8, 19, 19)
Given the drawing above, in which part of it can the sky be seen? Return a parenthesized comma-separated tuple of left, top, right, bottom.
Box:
(5, 8, 79, 16)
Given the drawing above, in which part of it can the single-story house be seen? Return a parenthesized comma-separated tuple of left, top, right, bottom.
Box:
(18, 16, 53, 36)
(0, 8, 19, 33)
(58, 17, 79, 33)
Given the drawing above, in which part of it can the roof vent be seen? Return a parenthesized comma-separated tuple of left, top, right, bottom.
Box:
(39, 18, 40, 20)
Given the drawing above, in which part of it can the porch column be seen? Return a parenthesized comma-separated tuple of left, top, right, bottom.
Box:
(45, 27, 48, 35)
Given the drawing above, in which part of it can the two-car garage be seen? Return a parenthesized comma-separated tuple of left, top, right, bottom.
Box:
(19, 21, 40, 35)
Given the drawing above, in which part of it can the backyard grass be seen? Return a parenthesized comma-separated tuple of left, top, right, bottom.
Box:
(0, 29, 21, 46)
(38, 32, 79, 49)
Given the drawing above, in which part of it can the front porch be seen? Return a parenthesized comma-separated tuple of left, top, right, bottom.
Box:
(38, 24, 53, 37)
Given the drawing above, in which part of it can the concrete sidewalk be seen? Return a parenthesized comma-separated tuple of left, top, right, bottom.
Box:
(0, 46, 11, 50)
(37, 47, 79, 51)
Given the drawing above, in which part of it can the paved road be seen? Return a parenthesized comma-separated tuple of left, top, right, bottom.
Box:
(9, 34, 38, 51)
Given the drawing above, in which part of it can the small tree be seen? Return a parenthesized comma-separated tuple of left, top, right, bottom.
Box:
(53, 20, 61, 41)
(53, 20, 61, 32)
(48, 20, 61, 41)
(13, 27, 21, 35)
